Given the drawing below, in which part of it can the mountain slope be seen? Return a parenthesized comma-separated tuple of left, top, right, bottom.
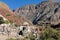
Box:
(13, 5, 36, 22)
(14, 1, 60, 25)
(0, 2, 33, 26)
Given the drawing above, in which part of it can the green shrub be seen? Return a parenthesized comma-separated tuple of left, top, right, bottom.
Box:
(47, 38, 55, 40)
(39, 27, 60, 40)
(4, 20, 9, 24)
(10, 21, 13, 24)
(6, 14, 11, 16)
(0, 17, 5, 24)
(6, 38, 16, 40)
(29, 33, 35, 40)
(0, 17, 9, 24)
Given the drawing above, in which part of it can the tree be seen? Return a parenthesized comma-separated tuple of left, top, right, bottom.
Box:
(0, 17, 4, 24)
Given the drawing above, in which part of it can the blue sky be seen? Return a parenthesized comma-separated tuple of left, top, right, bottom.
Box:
(0, 0, 60, 10)
(0, 0, 44, 10)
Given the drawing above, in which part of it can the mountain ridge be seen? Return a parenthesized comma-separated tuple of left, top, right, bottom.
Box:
(0, 2, 33, 26)
(13, 1, 60, 26)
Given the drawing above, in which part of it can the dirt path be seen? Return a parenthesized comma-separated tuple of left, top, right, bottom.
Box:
(0, 34, 8, 40)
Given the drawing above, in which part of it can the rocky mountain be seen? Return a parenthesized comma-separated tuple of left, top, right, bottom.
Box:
(13, 5, 36, 22)
(14, 1, 60, 26)
(0, 2, 33, 26)
(0, 1, 60, 40)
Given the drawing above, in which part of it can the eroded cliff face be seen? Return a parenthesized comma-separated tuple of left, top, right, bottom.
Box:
(13, 5, 36, 22)
(14, 1, 60, 26)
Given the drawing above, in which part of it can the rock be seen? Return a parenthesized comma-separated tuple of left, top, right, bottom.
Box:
(14, 1, 60, 26)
